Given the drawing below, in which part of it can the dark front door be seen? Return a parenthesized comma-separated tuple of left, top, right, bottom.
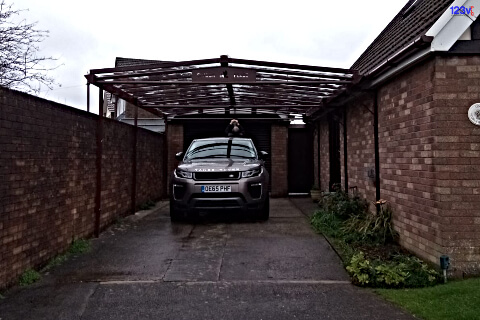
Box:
(328, 115, 341, 191)
(288, 126, 313, 194)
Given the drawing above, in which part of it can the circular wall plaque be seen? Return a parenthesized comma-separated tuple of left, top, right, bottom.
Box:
(468, 103, 480, 126)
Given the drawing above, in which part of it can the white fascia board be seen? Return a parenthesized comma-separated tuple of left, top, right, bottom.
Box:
(427, 0, 479, 51)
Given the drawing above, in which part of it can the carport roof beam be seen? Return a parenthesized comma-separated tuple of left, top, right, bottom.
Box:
(86, 55, 358, 118)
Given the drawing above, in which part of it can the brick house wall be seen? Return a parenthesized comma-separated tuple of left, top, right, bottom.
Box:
(377, 58, 441, 264)
(341, 96, 376, 200)
(313, 118, 332, 192)
(125, 102, 160, 119)
(432, 55, 480, 273)
(313, 55, 480, 273)
(0, 88, 165, 289)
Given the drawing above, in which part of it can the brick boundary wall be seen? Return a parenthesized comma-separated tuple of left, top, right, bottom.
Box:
(0, 88, 165, 289)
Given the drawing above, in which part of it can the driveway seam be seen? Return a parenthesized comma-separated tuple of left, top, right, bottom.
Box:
(162, 224, 197, 281)
(217, 224, 229, 281)
(78, 284, 98, 320)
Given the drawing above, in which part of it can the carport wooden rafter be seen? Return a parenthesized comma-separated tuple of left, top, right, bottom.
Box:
(85, 55, 360, 119)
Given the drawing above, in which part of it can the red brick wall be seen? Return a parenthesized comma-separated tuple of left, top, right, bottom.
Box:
(377, 58, 441, 264)
(271, 124, 288, 197)
(101, 119, 134, 227)
(315, 55, 480, 273)
(136, 129, 165, 204)
(0, 88, 165, 289)
(343, 97, 376, 200)
(432, 55, 480, 274)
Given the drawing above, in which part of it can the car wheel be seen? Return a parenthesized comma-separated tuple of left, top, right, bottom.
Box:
(258, 196, 270, 221)
(170, 203, 183, 222)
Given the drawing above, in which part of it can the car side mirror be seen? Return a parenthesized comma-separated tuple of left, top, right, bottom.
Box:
(259, 151, 269, 160)
(175, 152, 184, 161)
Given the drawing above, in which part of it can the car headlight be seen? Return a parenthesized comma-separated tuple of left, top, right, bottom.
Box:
(175, 169, 192, 179)
(242, 168, 261, 178)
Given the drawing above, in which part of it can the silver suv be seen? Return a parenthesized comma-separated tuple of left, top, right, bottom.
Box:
(170, 137, 270, 222)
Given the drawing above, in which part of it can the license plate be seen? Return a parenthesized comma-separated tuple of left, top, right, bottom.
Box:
(201, 185, 231, 193)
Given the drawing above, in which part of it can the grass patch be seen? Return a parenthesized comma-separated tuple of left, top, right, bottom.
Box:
(18, 269, 41, 286)
(42, 238, 91, 272)
(67, 238, 91, 255)
(376, 278, 480, 320)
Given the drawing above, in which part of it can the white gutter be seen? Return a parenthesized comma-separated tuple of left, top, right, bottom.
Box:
(370, 0, 479, 87)
(369, 47, 431, 88)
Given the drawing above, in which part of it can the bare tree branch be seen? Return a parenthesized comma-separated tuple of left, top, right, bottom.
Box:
(0, 0, 59, 93)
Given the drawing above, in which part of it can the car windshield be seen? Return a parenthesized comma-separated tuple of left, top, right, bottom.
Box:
(184, 139, 257, 160)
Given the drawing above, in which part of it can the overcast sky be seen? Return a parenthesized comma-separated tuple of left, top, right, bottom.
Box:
(11, 0, 408, 113)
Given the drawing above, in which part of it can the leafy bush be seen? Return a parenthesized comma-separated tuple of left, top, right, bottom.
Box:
(346, 252, 372, 285)
(393, 255, 441, 288)
(318, 189, 369, 220)
(345, 251, 440, 288)
(311, 188, 441, 289)
(375, 263, 409, 287)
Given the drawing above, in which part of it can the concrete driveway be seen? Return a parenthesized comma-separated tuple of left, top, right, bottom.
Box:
(0, 198, 415, 320)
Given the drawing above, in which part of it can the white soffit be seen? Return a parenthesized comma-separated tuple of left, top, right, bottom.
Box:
(427, 0, 479, 51)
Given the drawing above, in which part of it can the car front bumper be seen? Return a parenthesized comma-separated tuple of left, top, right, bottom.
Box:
(170, 175, 269, 214)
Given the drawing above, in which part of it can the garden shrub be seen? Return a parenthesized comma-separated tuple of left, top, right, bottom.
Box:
(311, 188, 441, 289)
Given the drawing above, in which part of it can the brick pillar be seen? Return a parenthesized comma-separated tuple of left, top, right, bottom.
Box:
(271, 124, 288, 197)
(166, 123, 183, 193)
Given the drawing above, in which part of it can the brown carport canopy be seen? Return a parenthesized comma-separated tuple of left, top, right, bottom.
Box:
(85, 55, 359, 119)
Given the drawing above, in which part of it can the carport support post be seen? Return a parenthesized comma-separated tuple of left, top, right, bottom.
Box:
(317, 121, 321, 190)
(131, 106, 138, 215)
(343, 106, 348, 193)
(94, 88, 104, 238)
(87, 83, 90, 112)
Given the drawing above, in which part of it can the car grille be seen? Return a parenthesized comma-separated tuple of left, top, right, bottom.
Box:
(194, 171, 241, 181)
(195, 200, 240, 208)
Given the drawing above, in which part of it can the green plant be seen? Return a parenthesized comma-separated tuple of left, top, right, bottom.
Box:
(68, 238, 91, 255)
(393, 255, 440, 288)
(311, 209, 344, 238)
(342, 201, 397, 244)
(19, 269, 41, 286)
(346, 252, 372, 285)
(375, 263, 409, 287)
(43, 254, 68, 271)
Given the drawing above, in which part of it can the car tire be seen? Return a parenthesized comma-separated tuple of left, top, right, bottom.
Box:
(170, 203, 183, 222)
(258, 196, 270, 221)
